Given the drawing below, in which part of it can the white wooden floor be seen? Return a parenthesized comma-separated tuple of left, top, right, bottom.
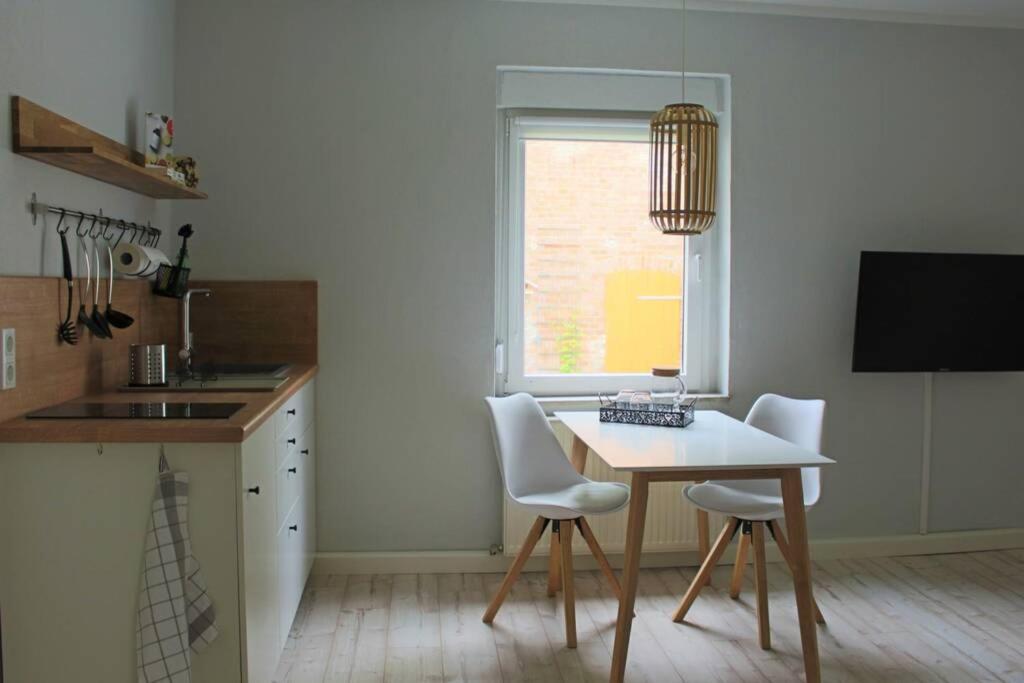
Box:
(275, 549, 1024, 682)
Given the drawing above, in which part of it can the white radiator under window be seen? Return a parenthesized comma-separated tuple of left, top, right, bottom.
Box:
(502, 419, 724, 556)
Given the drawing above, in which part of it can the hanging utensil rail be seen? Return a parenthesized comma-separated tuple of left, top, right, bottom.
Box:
(30, 192, 162, 248)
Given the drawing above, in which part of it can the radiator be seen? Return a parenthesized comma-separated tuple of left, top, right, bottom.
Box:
(503, 419, 725, 557)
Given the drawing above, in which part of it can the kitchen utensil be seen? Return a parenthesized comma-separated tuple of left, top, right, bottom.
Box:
(77, 240, 106, 337)
(105, 246, 134, 329)
(129, 344, 167, 386)
(91, 245, 112, 338)
(174, 224, 193, 270)
(152, 224, 194, 298)
(57, 231, 78, 345)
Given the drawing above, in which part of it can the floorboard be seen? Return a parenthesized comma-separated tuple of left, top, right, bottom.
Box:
(277, 550, 1024, 682)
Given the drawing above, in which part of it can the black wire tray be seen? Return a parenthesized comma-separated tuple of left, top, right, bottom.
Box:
(598, 396, 696, 428)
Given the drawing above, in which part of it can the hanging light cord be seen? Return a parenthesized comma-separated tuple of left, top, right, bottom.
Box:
(681, 0, 686, 103)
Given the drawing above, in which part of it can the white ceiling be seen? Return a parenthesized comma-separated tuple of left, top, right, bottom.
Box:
(497, 0, 1024, 28)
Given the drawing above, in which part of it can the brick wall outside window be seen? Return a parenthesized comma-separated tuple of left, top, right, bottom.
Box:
(523, 139, 685, 375)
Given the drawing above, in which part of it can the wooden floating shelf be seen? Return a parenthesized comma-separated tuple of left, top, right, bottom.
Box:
(11, 96, 207, 200)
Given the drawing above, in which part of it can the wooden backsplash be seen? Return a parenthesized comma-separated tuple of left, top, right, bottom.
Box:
(188, 280, 318, 366)
(0, 278, 317, 424)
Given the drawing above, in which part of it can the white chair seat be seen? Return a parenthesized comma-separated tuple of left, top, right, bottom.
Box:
(683, 481, 792, 521)
(517, 481, 630, 520)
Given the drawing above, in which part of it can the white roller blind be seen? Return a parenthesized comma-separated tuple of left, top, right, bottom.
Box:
(497, 66, 724, 113)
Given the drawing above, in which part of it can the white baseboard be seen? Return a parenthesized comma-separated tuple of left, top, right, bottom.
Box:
(313, 527, 1024, 575)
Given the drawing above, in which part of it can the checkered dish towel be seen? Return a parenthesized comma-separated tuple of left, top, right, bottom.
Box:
(136, 458, 218, 682)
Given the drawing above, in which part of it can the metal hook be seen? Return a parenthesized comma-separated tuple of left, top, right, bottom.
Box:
(104, 219, 121, 242)
(79, 214, 98, 238)
(111, 223, 126, 249)
(73, 214, 86, 237)
(55, 209, 69, 235)
(90, 217, 106, 240)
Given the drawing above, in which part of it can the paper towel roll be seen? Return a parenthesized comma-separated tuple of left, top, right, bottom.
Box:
(112, 243, 171, 277)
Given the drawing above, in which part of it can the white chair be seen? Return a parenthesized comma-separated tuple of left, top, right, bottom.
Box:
(483, 393, 630, 648)
(672, 393, 827, 650)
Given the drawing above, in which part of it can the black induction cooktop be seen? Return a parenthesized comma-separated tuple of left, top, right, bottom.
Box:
(26, 402, 245, 420)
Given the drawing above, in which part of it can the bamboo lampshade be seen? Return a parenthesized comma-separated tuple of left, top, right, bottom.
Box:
(649, 103, 719, 235)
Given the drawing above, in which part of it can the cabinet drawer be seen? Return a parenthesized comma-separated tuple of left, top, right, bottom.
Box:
(276, 422, 300, 473)
(275, 379, 315, 439)
(276, 449, 303, 533)
(277, 503, 305, 648)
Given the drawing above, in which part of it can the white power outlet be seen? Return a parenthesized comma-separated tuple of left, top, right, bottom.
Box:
(2, 328, 15, 390)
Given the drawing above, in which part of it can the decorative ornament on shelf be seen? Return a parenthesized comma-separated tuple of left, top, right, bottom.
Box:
(174, 156, 200, 188)
(649, 0, 718, 236)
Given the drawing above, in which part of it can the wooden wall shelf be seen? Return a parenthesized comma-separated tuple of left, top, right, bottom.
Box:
(11, 96, 207, 200)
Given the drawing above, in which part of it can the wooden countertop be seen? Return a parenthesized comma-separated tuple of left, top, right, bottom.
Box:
(0, 365, 317, 444)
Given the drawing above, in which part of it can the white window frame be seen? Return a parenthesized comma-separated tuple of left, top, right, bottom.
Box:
(494, 69, 731, 398)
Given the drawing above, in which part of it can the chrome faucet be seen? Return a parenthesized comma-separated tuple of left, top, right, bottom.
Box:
(178, 288, 212, 376)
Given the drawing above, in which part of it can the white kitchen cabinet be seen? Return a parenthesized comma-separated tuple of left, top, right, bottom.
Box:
(240, 416, 283, 683)
(241, 377, 317, 682)
(0, 378, 317, 683)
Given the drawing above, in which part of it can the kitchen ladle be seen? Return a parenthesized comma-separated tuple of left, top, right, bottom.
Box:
(91, 245, 112, 338)
(104, 246, 134, 329)
(57, 229, 78, 345)
(77, 240, 106, 337)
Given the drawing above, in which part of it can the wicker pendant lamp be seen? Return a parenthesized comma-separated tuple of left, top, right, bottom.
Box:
(649, 1, 718, 235)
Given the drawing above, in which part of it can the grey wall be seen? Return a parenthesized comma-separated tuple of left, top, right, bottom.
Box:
(172, 0, 1024, 552)
(0, 0, 176, 277)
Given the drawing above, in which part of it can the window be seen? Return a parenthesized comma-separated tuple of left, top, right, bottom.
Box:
(495, 69, 730, 397)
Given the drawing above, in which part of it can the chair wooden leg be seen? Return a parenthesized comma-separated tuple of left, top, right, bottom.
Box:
(729, 530, 750, 599)
(559, 519, 577, 648)
(751, 521, 771, 650)
(672, 517, 740, 623)
(547, 524, 561, 597)
(768, 520, 826, 624)
(483, 516, 549, 623)
(576, 517, 622, 600)
(697, 508, 712, 587)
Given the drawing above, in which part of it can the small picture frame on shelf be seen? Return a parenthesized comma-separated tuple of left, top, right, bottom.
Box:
(145, 112, 174, 168)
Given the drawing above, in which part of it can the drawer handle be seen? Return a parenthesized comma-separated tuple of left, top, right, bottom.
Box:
(287, 409, 296, 416)
(288, 467, 297, 474)
(287, 438, 297, 445)
(301, 449, 309, 455)
(247, 486, 261, 495)
(289, 524, 298, 532)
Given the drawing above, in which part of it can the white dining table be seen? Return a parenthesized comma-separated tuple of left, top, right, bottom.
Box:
(555, 410, 836, 683)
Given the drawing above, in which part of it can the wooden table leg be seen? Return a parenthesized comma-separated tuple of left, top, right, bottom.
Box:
(610, 472, 649, 683)
(751, 522, 771, 650)
(560, 518, 577, 648)
(570, 435, 589, 474)
(781, 470, 821, 683)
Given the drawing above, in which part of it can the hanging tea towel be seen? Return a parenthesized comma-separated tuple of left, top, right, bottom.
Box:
(136, 454, 218, 682)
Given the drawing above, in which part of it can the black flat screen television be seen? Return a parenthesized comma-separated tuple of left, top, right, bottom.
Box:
(852, 251, 1024, 372)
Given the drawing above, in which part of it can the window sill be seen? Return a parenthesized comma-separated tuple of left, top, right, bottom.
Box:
(533, 392, 730, 415)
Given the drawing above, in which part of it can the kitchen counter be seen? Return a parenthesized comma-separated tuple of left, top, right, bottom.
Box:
(0, 363, 318, 443)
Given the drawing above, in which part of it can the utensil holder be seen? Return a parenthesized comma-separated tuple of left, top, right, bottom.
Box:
(599, 396, 696, 428)
(152, 264, 190, 298)
(129, 344, 167, 386)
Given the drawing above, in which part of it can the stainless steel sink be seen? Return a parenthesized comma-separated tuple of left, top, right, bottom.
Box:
(192, 362, 291, 378)
(120, 363, 292, 393)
